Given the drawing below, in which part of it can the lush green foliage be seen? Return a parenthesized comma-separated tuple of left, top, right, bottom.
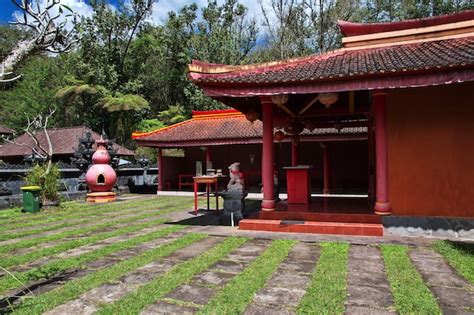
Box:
(434, 240, 474, 284)
(0, 56, 69, 130)
(24, 163, 60, 202)
(381, 245, 441, 314)
(136, 119, 165, 132)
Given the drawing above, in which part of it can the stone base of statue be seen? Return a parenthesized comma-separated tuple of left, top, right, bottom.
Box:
(86, 192, 117, 203)
(218, 190, 248, 226)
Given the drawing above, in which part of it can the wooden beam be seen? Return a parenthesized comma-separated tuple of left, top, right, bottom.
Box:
(298, 95, 319, 116)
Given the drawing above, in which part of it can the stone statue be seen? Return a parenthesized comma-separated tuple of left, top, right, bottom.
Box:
(219, 162, 247, 226)
(227, 162, 244, 192)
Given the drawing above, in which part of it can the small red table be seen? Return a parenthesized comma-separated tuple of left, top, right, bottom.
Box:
(193, 176, 225, 215)
(283, 166, 312, 204)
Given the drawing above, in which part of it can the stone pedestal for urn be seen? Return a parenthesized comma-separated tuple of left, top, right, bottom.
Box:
(85, 139, 117, 203)
(219, 190, 248, 226)
(219, 162, 247, 226)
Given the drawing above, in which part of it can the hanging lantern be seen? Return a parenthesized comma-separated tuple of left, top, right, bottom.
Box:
(274, 130, 285, 142)
(271, 94, 289, 105)
(319, 92, 339, 109)
(245, 109, 258, 123)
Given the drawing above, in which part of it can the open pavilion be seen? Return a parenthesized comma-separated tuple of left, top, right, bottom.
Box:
(136, 11, 473, 236)
(132, 109, 368, 194)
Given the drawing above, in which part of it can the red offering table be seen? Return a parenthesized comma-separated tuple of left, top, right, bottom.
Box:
(283, 166, 312, 204)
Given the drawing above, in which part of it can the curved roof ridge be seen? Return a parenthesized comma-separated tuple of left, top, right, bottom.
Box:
(132, 110, 246, 139)
(338, 10, 474, 37)
(189, 49, 345, 75)
(132, 119, 192, 139)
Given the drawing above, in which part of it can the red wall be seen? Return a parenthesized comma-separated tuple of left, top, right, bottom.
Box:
(387, 82, 474, 217)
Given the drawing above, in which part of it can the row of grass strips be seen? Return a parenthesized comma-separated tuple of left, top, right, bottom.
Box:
(434, 240, 474, 284)
(0, 197, 152, 222)
(0, 225, 185, 296)
(0, 197, 185, 242)
(196, 239, 297, 315)
(12, 233, 209, 315)
(0, 195, 181, 231)
(0, 199, 187, 255)
(0, 213, 178, 270)
(381, 244, 441, 314)
(0, 196, 173, 234)
(96, 237, 251, 314)
(0, 196, 158, 226)
(297, 242, 349, 314)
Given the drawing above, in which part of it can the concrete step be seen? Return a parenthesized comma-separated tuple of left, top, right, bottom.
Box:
(258, 211, 381, 224)
(239, 219, 384, 236)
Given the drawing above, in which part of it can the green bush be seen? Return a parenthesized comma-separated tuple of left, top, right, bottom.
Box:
(25, 164, 60, 202)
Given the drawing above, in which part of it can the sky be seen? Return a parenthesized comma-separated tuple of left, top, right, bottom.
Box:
(0, 0, 263, 25)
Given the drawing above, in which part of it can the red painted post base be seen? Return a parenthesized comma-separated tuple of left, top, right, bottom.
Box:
(261, 199, 276, 211)
(322, 188, 330, 195)
(374, 202, 391, 215)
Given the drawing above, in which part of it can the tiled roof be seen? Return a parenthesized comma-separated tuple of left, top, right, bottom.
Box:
(0, 126, 134, 158)
(338, 10, 474, 36)
(132, 110, 367, 147)
(0, 125, 14, 135)
(189, 37, 474, 86)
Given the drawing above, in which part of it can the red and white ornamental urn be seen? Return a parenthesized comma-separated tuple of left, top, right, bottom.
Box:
(85, 138, 117, 203)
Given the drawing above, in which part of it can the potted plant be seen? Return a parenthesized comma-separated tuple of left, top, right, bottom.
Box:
(24, 163, 60, 207)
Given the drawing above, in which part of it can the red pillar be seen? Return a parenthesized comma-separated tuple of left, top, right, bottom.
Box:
(291, 136, 299, 166)
(157, 148, 163, 191)
(260, 96, 275, 211)
(373, 91, 391, 215)
(321, 143, 330, 195)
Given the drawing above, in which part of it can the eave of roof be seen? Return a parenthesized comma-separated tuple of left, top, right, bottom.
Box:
(132, 110, 368, 147)
(0, 125, 14, 134)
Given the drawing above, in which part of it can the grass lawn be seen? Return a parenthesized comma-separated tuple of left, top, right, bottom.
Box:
(381, 244, 441, 314)
(434, 240, 474, 284)
(1, 196, 473, 314)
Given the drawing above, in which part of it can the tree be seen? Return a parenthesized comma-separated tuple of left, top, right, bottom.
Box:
(157, 105, 186, 126)
(1, 0, 78, 83)
(0, 55, 68, 130)
(55, 0, 155, 145)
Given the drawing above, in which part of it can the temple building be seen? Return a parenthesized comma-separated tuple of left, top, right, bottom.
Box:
(0, 126, 134, 164)
(139, 11, 474, 236)
(132, 109, 368, 193)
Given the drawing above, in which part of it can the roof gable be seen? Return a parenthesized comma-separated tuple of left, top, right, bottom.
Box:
(0, 126, 134, 158)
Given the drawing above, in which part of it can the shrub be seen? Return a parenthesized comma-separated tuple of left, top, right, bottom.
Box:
(25, 163, 60, 202)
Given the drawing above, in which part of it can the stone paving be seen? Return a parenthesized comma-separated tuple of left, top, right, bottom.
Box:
(244, 242, 319, 314)
(0, 197, 473, 314)
(410, 249, 474, 314)
(345, 245, 396, 315)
